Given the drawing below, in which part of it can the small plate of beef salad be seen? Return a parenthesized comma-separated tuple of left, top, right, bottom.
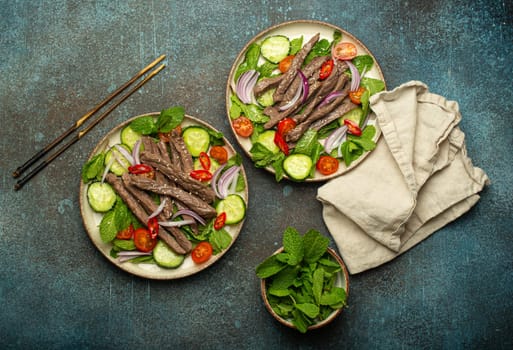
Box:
(79, 107, 249, 279)
(226, 20, 386, 182)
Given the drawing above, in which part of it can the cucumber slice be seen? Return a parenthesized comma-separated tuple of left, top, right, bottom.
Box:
(120, 125, 143, 151)
(256, 88, 275, 107)
(340, 107, 363, 126)
(153, 240, 185, 268)
(261, 35, 290, 63)
(257, 130, 279, 154)
(87, 182, 116, 212)
(105, 144, 131, 176)
(283, 154, 313, 181)
(216, 194, 246, 225)
(182, 127, 210, 157)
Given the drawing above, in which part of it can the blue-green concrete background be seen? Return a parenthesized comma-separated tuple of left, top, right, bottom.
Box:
(1, 1, 512, 349)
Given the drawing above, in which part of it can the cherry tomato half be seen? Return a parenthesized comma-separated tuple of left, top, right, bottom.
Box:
(349, 86, 366, 105)
(233, 116, 254, 137)
(344, 119, 362, 136)
(274, 131, 289, 156)
(191, 241, 213, 264)
(277, 118, 297, 136)
(209, 145, 228, 164)
(190, 169, 213, 182)
(147, 217, 159, 239)
(316, 155, 339, 176)
(332, 42, 357, 61)
(128, 164, 153, 175)
(133, 227, 157, 252)
(278, 55, 295, 73)
(116, 223, 134, 240)
(319, 59, 334, 80)
(214, 212, 227, 230)
(199, 151, 211, 171)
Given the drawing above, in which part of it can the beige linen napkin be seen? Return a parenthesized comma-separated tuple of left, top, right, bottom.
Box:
(317, 81, 489, 274)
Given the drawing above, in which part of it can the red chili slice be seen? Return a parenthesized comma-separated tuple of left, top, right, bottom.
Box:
(128, 164, 153, 174)
(214, 212, 227, 230)
(190, 169, 213, 182)
(147, 217, 159, 239)
(274, 131, 289, 156)
(199, 152, 211, 171)
(344, 119, 362, 136)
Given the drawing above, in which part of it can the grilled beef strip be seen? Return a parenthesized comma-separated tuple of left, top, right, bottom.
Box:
(287, 82, 350, 143)
(262, 56, 329, 129)
(126, 175, 217, 219)
(253, 74, 283, 97)
(105, 173, 188, 255)
(292, 60, 347, 125)
(309, 98, 358, 131)
(120, 173, 192, 252)
(140, 151, 216, 203)
(169, 129, 193, 174)
(273, 33, 320, 103)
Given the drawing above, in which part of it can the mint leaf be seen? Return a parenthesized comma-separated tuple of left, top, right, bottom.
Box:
(293, 129, 318, 156)
(156, 106, 184, 133)
(289, 36, 304, 55)
(81, 153, 105, 183)
(130, 116, 157, 135)
(209, 228, 232, 255)
(303, 229, 330, 264)
(312, 267, 324, 305)
(256, 254, 287, 279)
(291, 309, 310, 333)
(320, 287, 347, 306)
(352, 55, 374, 74)
(99, 210, 118, 243)
(295, 303, 320, 319)
(282, 227, 304, 265)
(269, 265, 299, 292)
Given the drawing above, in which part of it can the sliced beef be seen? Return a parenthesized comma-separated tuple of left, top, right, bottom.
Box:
(140, 151, 216, 203)
(169, 129, 193, 173)
(273, 33, 320, 103)
(309, 98, 358, 131)
(253, 74, 283, 97)
(105, 173, 188, 254)
(126, 175, 217, 219)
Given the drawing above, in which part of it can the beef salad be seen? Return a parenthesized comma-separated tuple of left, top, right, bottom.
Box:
(228, 24, 385, 182)
(81, 107, 247, 275)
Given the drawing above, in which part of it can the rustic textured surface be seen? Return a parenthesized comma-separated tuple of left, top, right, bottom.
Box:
(1, 1, 512, 349)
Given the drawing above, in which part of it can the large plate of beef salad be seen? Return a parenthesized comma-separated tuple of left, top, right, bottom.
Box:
(226, 20, 386, 182)
(79, 107, 249, 279)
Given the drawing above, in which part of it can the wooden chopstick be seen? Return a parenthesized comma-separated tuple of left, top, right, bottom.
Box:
(12, 54, 166, 179)
(13, 60, 166, 191)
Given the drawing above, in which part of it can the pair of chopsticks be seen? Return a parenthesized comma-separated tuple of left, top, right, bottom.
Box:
(12, 55, 167, 191)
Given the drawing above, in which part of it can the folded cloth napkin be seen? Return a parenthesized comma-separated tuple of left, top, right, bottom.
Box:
(317, 81, 489, 274)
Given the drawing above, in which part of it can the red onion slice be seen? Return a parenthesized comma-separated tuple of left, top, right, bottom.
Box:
(158, 219, 196, 227)
(324, 125, 348, 154)
(101, 157, 115, 183)
(217, 165, 240, 198)
(319, 91, 344, 108)
(298, 70, 309, 103)
(171, 209, 207, 226)
(346, 61, 360, 92)
(148, 198, 168, 220)
(211, 164, 227, 198)
(132, 139, 142, 165)
(236, 70, 260, 104)
(114, 144, 135, 165)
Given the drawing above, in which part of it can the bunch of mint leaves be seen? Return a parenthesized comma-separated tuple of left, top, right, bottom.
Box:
(256, 227, 347, 333)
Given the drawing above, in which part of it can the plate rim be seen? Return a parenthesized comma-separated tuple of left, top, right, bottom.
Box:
(225, 19, 386, 182)
(79, 112, 249, 280)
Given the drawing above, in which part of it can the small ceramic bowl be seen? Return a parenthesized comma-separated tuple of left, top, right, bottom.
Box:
(260, 247, 350, 331)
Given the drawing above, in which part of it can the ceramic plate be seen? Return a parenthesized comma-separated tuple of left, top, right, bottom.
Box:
(226, 20, 386, 182)
(79, 113, 249, 279)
